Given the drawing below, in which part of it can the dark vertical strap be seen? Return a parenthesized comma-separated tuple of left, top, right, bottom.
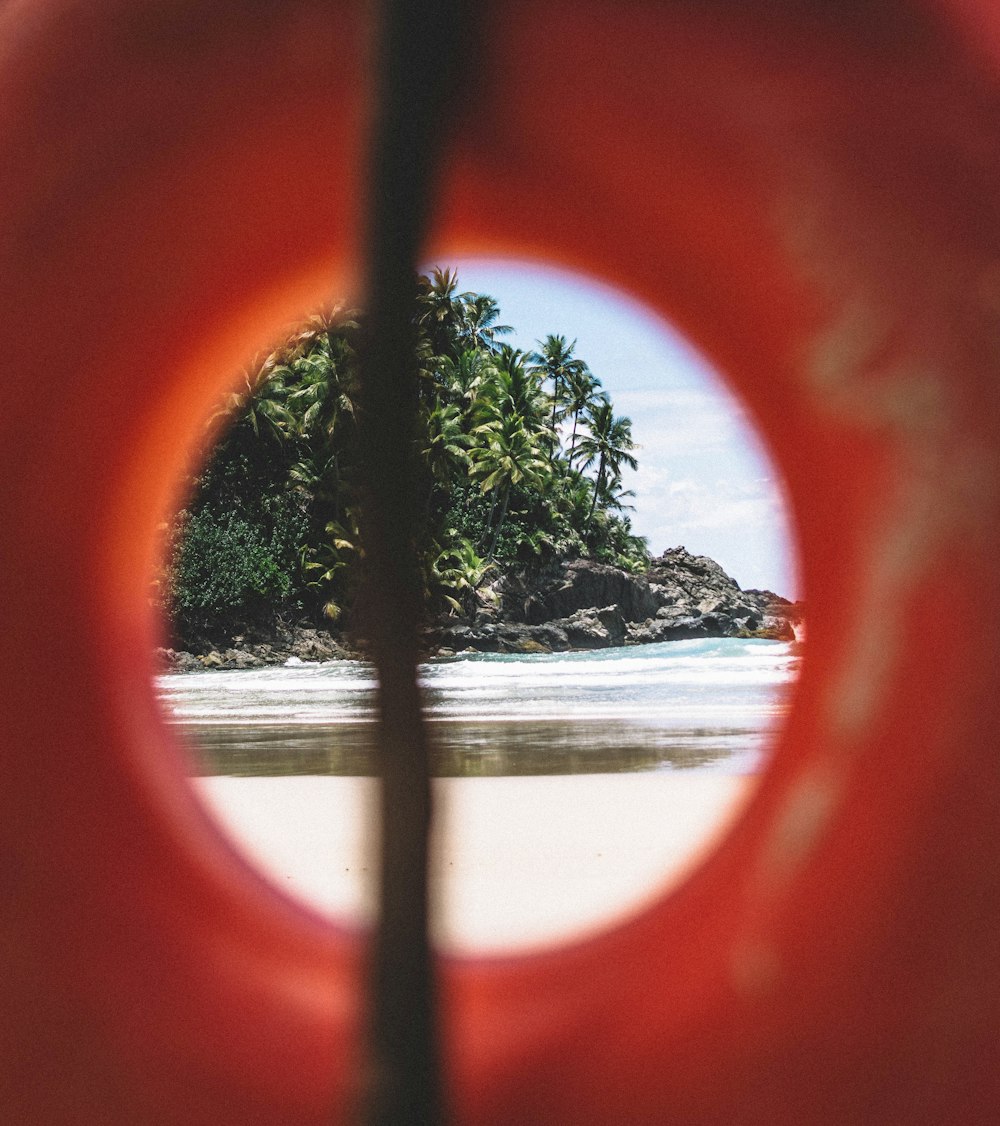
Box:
(357, 3, 472, 1124)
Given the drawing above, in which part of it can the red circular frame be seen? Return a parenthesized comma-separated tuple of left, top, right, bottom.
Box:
(2, 2, 999, 1122)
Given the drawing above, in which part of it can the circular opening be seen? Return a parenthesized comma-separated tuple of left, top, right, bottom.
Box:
(156, 259, 802, 953)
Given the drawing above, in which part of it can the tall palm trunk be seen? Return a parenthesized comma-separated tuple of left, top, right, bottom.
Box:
(587, 453, 606, 524)
(549, 376, 560, 463)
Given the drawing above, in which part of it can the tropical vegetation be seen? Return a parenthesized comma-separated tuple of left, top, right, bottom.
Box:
(163, 269, 647, 641)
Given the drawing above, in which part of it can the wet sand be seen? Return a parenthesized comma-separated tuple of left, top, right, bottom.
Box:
(180, 717, 768, 776)
(194, 771, 753, 953)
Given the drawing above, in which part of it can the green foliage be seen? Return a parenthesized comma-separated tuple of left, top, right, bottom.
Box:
(170, 491, 308, 630)
(300, 516, 361, 623)
(429, 537, 495, 617)
(165, 275, 651, 639)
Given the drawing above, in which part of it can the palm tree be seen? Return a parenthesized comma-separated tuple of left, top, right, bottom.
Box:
(422, 401, 470, 484)
(557, 473, 597, 533)
(290, 447, 347, 524)
(284, 343, 356, 443)
(470, 411, 547, 558)
(456, 293, 512, 354)
(430, 537, 495, 619)
(208, 352, 295, 450)
(574, 400, 639, 523)
(564, 364, 606, 464)
(416, 267, 474, 358)
(168, 268, 651, 637)
(300, 516, 360, 622)
(598, 472, 636, 514)
(512, 469, 586, 565)
(486, 345, 547, 431)
(529, 334, 587, 463)
(436, 349, 489, 420)
(261, 306, 360, 527)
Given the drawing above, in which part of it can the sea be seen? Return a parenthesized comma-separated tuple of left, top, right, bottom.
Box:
(159, 638, 799, 778)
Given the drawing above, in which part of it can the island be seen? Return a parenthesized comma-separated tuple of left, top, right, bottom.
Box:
(154, 271, 802, 670)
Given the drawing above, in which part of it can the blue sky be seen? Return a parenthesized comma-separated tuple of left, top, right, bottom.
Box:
(435, 258, 798, 598)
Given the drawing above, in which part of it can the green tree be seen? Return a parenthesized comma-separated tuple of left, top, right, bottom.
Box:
(564, 363, 606, 464)
(529, 334, 587, 464)
(486, 346, 547, 431)
(574, 400, 639, 523)
(416, 267, 473, 359)
(430, 537, 495, 619)
(169, 485, 307, 631)
(456, 293, 512, 354)
(436, 349, 489, 420)
(300, 515, 360, 623)
(470, 411, 547, 558)
(422, 401, 470, 485)
(207, 352, 295, 453)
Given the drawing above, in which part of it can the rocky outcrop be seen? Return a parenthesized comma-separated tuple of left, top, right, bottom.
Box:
(633, 547, 803, 643)
(156, 623, 352, 672)
(645, 547, 762, 630)
(429, 546, 803, 655)
(161, 547, 804, 667)
(516, 559, 659, 626)
(553, 606, 627, 648)
(432, 606, 627, 655)
(624, 614, 715, 645)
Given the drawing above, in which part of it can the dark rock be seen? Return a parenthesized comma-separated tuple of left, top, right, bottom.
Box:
(287, 627, 348, 662)
(645, 547, 746, 618)
(431, 618, 573, 654)
(435, 623, 474, 646)
(221, 648, 264, 669)
(643, 548, 804, 640)
(696, 612, 730, 635)
(654, 605, 694, 623)
(164, 617, 355, 670)
(744, 588, 805, 640)
(647, 546, 739, 594)
(434, 623, 500, 653)
(165, 547, 805, 663)
(512, 623, 570, 652)
(441, 546, 805, 654)
(626, 615, 712, 645)
(154, 647, 204, 672)
(505, 637, 551, 654)
(495, 624, 539, 654)
(648, 581, 689, 609)
(739, 623, 795, 642)
(166, 547, 804, 664)
(550, 606, 626, 649)
(745, 588, 793, 608)
(520, 560, 658, 625)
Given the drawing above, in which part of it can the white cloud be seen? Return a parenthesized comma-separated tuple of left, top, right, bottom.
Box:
(639, 477, 782, 535)
(614, 386, 758, 460)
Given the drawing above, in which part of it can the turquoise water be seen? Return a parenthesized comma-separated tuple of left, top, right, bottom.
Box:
(159, 638, 798, 777)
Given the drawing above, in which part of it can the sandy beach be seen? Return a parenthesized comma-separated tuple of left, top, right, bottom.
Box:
(195, 771, 753, 953)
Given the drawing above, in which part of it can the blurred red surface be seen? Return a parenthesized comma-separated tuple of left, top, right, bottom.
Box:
(1, 1, 998, 1121)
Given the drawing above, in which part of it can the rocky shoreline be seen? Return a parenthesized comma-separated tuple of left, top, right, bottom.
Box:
(157, 546, 803, 671)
